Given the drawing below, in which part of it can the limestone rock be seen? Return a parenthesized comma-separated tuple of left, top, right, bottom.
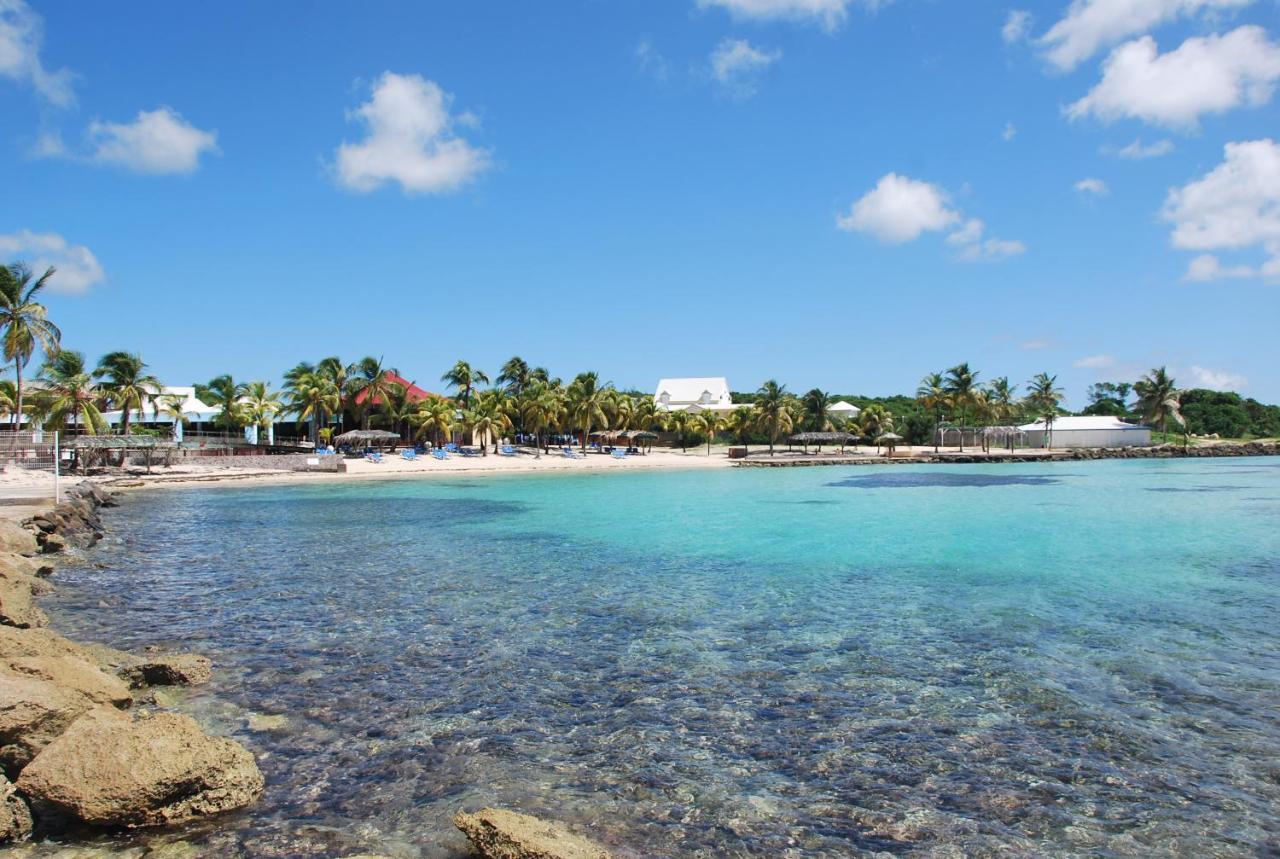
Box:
(454, 808, 612, 859)
(17, 709, 263, 828)
(0, 627, 133, 676)
(3, 656, 132, 709)
(0, 575, 47, 629)
(0, 772, 32, 844)
(39, 533, 67, 554)
(120, 653, 212, 689)
(0, 523, 37, 557)
(0, 672, 94, 777)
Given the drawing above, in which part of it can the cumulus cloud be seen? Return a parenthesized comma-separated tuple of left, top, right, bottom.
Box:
(1074, 354, 1116, 368)
(837, 175, 1024, 261)
(696, 0, 859, 31)
(1111, 137, 1175, 159)
(1162, 138, 1280, 282)
(335, 72, 490, 195)
(1038, 0, 1253, 72)
(1188, 365, 1247, 390)
(0, 0, 74, 106)
(1075, 177, 1109, 196)
(86, 107, 218, 174)
(1067, 27, 1280, 130)
(709, 38, 781, 96)
(1002, 10, 1032, 44)
(0, 230, 104, 294)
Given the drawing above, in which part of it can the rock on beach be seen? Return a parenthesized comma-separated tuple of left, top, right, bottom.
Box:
(454, 808, 613, 859)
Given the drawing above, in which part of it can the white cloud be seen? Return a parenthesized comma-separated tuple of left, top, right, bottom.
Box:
(335, 72, 490, 195)
(696, 0, 858, 31)
(86, 107, 218, 174)
(1075, 177, 1110, 196)
(1002, 10, 1032, 44)
(1188, 365, 1247, 390)
(1111, 137, 1175, 159)
(0, 0, 73, 106)
(709, 38, 781, 96)
(0, 230, 104, 294)
(838, 175, 1023, 260)
(1002, 121, 1017, 141)
(1162, 138, 1280, 283)
(1074, 354, 1116, 368)
(1039, 0, 1253, 72)
(1066, 27, 1280, 130)
(838, 173, 960, 243)
(635, 39, 670, 82)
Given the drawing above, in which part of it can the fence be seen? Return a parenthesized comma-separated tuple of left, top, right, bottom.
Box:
(0, 430, 64, 505)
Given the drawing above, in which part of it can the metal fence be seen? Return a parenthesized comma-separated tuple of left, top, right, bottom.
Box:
(0, 430, 64, 504)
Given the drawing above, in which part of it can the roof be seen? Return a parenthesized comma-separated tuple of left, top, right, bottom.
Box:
(353, 373, 442, 406)
(102, 386, 217, 425)
(1018, 416, 1150, 432)
(654, 377, 731, 404)
(827, 401, 861, 414)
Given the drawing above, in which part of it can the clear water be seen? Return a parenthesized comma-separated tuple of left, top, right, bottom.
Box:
(32, 458, 1280, 857)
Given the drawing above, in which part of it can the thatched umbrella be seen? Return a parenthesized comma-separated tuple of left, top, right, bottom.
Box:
(333, 429, 401, 449)
(875, 431, 903, 454)
(788, 431, 857, 453)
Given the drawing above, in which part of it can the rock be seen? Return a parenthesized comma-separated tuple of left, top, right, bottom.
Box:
(0, 523, 37, 556)
(0, 672, 95, 777)
(2, 656, 132, 709)
(1, 772, 32, 844)
(0, 575, 47, 629)
(0, 553, 52, 581)
(17, 709, 263, 829)
(454, 808, 612, 859)
(120, 654, 212, 689)
(39, 533, 67, 554)
(0, 627, 134, 676)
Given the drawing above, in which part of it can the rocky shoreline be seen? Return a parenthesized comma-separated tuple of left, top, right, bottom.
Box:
(0, 481, 620, 858)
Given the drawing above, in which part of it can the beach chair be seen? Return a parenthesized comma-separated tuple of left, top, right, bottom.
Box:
(499, 445, 516, 457)
(401, 449, 417, 461)
(365, 451, 383, 464)
(460, 447, 480, 457)
(562, 446, 582, 459)
(611, 449, 627, 460)
(432, 449, 449, 460)
(445, 442, 459, 453)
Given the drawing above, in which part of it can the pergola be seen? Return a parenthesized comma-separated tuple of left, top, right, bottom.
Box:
(788, 431, 857, 453)
(982, 425, 1026, 451)
(65, 434, 177, 473)
(624, 429, 658, 452)
(333, 430, 401, 449)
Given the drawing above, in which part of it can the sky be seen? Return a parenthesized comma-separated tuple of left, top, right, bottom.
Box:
(2, 0, 1279, 408)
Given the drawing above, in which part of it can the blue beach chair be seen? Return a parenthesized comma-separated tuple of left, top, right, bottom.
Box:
(432, 449, 449, 460)
(611, 449, 627, 460)
(365, 451, 383, 463)
(499, 445, 517, 457)
(401, 449, 417, 461)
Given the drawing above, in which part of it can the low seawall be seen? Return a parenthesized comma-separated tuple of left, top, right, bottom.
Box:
(734, 442, 1280, 468)
(172, 453, 346, 473)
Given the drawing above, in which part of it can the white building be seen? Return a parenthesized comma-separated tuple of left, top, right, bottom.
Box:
(1018, 415, 1152, 449)
(101, 386, 221, 441)
(827, 401, 861, 421)
(654, 377, 737, 414)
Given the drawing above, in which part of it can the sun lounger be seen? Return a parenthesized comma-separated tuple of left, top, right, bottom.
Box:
(562, 447, 582, 459)
(445, 443, 459, 453)
(611, 449, 627, 459)
(401, 449, 417, 461)
(499, 445, 517, 457)
(432, 449, 449, 460)
(365, 452, 382, 463)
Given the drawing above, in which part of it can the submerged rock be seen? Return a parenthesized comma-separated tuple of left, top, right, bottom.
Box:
(0, 672, 95, 777)
(0, 772, 32, 844)
(120, 653, 213, 689)
(16, 709, 263, 829)
(454, 808, 612, 859)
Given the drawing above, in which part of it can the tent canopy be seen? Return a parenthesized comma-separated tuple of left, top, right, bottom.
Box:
(333, 430, 401, 445)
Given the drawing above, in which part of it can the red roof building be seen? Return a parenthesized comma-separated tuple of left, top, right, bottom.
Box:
(352, 372, 443, 407)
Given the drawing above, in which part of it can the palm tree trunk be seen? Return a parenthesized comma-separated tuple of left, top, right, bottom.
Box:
(14, 357, 24, 433)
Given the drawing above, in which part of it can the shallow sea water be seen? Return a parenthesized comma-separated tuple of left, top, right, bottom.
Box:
(27, 457, 1280, 857)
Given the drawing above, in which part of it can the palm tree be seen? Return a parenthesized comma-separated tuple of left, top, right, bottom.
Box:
(286, 371, 340, 445)
(153, 393, 189, 440)
(413, 397, 455, 448)
(33, 350, 106, 434)
(1025, 372, 1065, 448)
(240, 381, 283, 443)
(93, 351, 161, 437)
(944, 363, 979, 451)
(316, 356, 356, 431)
(463, 390, 513, 454)
(916, 371, 947, 452)
(753, 379, 793, 456)
(442, 360, 489, 409)
(726, 406, 755, 454)
(1134, 367, 1185, 441)
(349, 356, 401, 429)
(0, 379, 16, 423)
(662, 408, 691, 451)
(859, 403, 895, 449)
(521, 381, 563, 455)
(801, 388, 833, 432)
(985, 377, 1018, 451)
(195, 375, 247, 430)
(0, 263, 61, 429)
(566, 371, 609, 450)
(694, 409, 723, 455)
(496, 356, 531, 396)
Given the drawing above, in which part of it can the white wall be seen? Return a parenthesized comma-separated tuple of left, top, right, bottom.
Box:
(1024, 428, 1152, 448)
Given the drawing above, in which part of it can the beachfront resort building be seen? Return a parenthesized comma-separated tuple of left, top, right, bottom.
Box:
(654, 377, 738, 415)
(1018, 415, 1152, 448)
(101, 386, 219, 441)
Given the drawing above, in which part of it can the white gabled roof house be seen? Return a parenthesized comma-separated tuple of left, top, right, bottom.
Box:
(101, 386, 219, 426)
(1018, 415, 1152, 448)
(827, 401, 861, 419)
(654, 377, 736, 414)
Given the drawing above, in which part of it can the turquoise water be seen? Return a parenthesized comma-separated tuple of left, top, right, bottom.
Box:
(40, 458, 1280, 857)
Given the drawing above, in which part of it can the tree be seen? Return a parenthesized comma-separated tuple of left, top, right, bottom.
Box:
(413, 397, 455, 448)
(153, 393, 189, 440)
(566, 371, 608, 450)
(463, 389, 513, 454)
(693, 409, 723, 455)
(33, 350, 105, 434)
(496, 356, 531, 396)
(442, 360, 489, 409)
(1134, 367, 1185, 440)
(195, 375, 247, 430)
(662, 409, 691, 451)
(350, 356, 401, 429)
(285, 371, 340, 445)
(93, 351, 161, 437)
(1084, 382, 1132, 417)
(859, 403, 895, 449)
(1025, 372, 1064, 448)
(726, 406, 755, 454)
(521, 381, 563, 455)
(984, 377, 1018, 452)
(801, 388, 833, 432)
(753, 379, 793, 456)
(0, 379, 16, 423)
(0, 263, 61, 429)
(916, 371, 947, 452)
(316, 356, 356, 430)
(944, 363, 978, 451)
(240, 381, 283, 442)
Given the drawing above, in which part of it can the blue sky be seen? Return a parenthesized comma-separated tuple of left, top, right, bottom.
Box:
(2, 0, 1278, 407)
